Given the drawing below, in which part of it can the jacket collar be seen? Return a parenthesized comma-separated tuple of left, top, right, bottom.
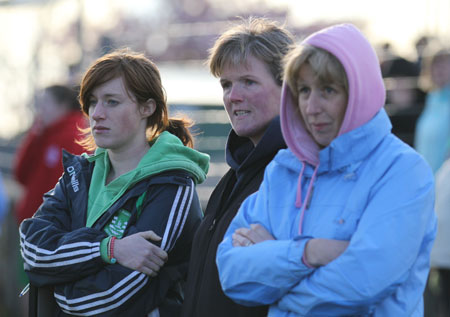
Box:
(226, 116, 286, 176)
(318, 109, 392, 173)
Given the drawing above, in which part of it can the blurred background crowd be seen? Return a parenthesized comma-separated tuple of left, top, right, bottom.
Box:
(0, 0, 449, 316)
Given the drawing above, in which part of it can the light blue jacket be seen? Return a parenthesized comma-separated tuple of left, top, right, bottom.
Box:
(415, 84, 450, 174)
(216, 24, 436, 317)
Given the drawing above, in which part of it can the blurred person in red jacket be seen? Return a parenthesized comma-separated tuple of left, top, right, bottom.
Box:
(13, 85, 87, 225)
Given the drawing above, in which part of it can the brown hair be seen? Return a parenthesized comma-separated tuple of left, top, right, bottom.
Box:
(208, 17, 294, 85)
(78, 49, 193, 151)
(284, 45, 349, 100)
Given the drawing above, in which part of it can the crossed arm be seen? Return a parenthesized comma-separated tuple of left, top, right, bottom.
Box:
(21, 176, 197, 315)
(232, 224, 349, 267)
(114, 230, 168, 277)
(219, 156, 436, 315)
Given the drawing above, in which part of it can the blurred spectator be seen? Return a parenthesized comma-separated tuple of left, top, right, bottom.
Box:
(380, 43, 425, 110)
(414, 35, 430, 73)
(0, 172, 8, 235)
(430, 158, 450, 316)
(12, 85, 87, 306)
(12, 85, 87, 316)
(381, 50, 420, 79)
(13, 85, 87, 225)
(414, 49, 450, 173)
(378, 42, 426, 147)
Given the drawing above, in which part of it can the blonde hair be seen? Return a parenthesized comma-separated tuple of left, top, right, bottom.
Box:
(284, 45, 349, 99)
(208, 17, 294, 85)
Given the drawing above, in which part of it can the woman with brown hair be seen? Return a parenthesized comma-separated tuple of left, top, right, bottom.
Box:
(19, 49, 209, 316)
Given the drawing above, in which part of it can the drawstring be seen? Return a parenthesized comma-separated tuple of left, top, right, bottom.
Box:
(297, 164, 319, 235)
(295, 163, 306, 208)
(305, 166, 318, 209)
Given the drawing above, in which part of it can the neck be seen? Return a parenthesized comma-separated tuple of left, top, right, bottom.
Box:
(106, 142, 150, 185)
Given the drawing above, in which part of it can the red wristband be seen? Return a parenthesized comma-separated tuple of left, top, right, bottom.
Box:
(109, 236, 117, 264)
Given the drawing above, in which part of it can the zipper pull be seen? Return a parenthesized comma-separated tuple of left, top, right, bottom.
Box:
(208, 219, 217, 231)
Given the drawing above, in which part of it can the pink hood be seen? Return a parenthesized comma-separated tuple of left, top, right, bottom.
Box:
(281, 23, 386, 166)
(280, 24, 386, 232)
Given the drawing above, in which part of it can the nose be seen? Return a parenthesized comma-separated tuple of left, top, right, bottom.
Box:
(228, 84, 244, 103)
(304, 90, 322, 115)
(90, 102, 106, 120)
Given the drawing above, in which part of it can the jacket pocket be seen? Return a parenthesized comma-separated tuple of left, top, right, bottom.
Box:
(332, 207, 361, 240)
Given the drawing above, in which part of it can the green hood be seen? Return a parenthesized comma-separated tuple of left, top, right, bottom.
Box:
(85, 131, 209, 227)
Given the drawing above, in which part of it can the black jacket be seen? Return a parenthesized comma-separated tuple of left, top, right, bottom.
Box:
(20, 151, 203, 316)
(182, 117, 286, 317)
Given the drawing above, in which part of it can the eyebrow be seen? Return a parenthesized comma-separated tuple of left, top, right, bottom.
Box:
(220, 74, 257, 82)
(90, 93, 122, 98)
(240, 74, 258, 80)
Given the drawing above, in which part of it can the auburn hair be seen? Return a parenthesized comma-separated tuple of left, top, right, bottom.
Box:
(78, 49, 194, 151)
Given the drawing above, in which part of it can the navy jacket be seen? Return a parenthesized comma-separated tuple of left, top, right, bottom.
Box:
(181, 117, 286, 317)
(20, 151, 203, 316)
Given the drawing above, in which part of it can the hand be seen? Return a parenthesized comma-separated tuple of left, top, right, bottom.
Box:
(114, 231, 168, 276)
(304, 238, 349, 267)
(232, 224, 275, 247)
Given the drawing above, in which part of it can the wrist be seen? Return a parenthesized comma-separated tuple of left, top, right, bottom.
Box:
(304, 239, 319, 267)
(302, 249, 315, 268)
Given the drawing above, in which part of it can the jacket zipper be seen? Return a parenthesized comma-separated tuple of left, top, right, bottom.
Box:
(208, 219, 216, 231)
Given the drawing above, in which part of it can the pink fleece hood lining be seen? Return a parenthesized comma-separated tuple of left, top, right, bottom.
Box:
(280, 24, 386, 234)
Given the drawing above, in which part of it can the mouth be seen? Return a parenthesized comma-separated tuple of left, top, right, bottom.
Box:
(234, 110, 250, 117)
(311, 123, 329, 131)
(93, 126, 109, 132)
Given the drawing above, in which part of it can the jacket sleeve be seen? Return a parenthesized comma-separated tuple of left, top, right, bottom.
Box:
(19, 177, 108, 286)
(216, 166, 314, 306)
(53, 177, 200, 316)
(276, 156, 437, 316)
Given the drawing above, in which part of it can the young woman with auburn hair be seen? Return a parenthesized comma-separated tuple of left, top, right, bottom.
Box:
(20, 50, 209, 316)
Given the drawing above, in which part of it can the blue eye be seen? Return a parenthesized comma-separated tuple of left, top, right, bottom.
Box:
(324, 86, 336, 94)
(105, 99, 119, 106)
(244, 79, 255, 86)
(297, 86, 310, 94)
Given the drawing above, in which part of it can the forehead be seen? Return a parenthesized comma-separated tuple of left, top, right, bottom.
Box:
(91, 77, 127, 95)
(220, 55, 271, 79)
(298, 62, 339, 84)
(297, 63, 319, 81)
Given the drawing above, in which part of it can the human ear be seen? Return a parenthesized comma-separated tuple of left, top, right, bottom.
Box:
(140, 98, 156, 118)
